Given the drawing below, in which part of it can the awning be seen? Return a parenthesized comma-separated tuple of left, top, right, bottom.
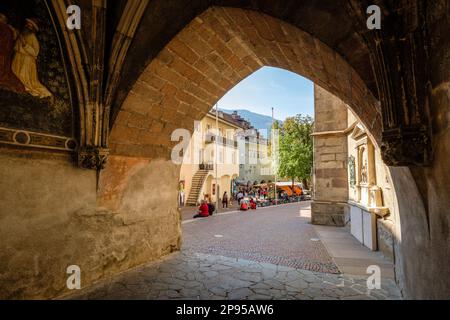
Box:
(279, 186, 293, 196)
(293, 186, 303, 195)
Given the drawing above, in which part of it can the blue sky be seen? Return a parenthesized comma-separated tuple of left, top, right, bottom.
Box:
(217, 66, 314, 120)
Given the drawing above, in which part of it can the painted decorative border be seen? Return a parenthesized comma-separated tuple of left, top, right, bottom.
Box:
(0, 127, 77, 152)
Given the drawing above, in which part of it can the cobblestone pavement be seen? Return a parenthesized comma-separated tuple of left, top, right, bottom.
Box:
(69, 251, 401, 300)
(67, 202, 402, 300)
(182, 202, 340, 274)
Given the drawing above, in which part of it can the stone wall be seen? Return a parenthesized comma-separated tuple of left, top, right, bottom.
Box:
(377, 219, 395, 261)
(346, 109, 398, 258)
(0, 2, 448, 301)
(109, 7, 381, 160)
(0, 149, 181, 299)
(383, 2, 450, 298)
(311, 85, 349, 226)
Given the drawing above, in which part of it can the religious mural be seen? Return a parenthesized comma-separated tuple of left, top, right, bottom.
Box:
(0, 0, 75, 139)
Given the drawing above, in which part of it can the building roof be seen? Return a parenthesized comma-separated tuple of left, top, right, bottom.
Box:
(207, 110, 252, 129)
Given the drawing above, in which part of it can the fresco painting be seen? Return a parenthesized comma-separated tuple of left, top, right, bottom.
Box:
(0, 0, 74, 137)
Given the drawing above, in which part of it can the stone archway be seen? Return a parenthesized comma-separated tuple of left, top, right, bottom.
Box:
(103, 5, 450, 299)
(109, 6, 381, 160)
(1, 1, 448, 300)
(103, 5, 409, 295)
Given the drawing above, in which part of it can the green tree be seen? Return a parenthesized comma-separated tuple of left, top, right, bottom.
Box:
(277, 114, 314, 189)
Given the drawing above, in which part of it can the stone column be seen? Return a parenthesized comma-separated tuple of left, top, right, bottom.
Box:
(311, 85, 349, 226)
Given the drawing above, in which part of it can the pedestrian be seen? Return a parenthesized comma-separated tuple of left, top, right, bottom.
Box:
(237, 191, 244, 204)
(193, 200, 209, 218)
(222, 191, 228, 208)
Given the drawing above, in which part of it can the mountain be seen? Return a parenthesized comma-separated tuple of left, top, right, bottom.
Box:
(219, 109, 283, 137)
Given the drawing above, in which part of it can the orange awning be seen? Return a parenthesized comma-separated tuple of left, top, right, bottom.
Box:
(293, 186, 303, 195)
(279, 186, 293, 196)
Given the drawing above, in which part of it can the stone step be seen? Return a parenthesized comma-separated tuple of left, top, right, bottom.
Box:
(186, 169, 210, 205)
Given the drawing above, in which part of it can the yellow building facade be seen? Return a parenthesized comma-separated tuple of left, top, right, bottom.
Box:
(179, 111, 242, 206)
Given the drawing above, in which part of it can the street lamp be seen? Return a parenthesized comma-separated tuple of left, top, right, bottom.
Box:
(215, 103, 219, 213)
(272, 107, 278, 206)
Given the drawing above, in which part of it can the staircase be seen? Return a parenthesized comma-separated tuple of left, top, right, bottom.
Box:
(186, 169, 210, 206)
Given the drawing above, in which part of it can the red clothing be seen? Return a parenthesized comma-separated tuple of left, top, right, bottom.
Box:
(0, 21, 25, 93)
(240, 203, 248, 211)
(250, 201, 257, 210)
(198, 203, 209, 217)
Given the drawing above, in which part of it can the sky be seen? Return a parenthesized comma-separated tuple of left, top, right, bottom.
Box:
(217, 66, 314, 121)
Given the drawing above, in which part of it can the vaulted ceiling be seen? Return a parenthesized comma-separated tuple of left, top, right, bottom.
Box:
(111, 0, 377, 126)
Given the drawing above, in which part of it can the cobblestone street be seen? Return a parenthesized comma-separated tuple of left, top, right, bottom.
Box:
(182, 202, 339, 274)
(68, 202, 401, 300)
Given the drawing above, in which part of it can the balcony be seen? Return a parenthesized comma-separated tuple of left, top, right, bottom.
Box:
(199, 163, 214, 171)
(204, 133, 238, 148)
(205, 133, 215, 144)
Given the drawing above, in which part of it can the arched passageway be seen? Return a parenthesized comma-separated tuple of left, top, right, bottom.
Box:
(0, 1, 448, 300)
(107, 5, 389, 286)
(109, 6, 381, 158)
(104, 6, 449, 299)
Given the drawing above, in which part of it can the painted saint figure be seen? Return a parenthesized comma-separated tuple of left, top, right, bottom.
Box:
(11, 18, 53, 99)
(0, 13, 25, 93)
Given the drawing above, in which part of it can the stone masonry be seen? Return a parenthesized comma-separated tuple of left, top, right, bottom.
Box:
(311, 85, 349, 226)
(109, 7, 381, 160)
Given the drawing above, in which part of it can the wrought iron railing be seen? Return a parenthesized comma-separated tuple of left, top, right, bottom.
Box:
(199, 163, 214, 170)
(204, 133, 237, 148)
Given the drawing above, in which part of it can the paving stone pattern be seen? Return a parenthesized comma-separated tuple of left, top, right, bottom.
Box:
(68, 203, 401, 300)
(182, 202, 340, 274)
(69, 251, 401, 300)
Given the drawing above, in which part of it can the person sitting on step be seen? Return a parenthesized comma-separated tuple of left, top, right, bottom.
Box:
(250, 198, 257, 210)
(193, 200, 209, 218)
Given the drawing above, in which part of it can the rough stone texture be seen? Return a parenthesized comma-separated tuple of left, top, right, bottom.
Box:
(113, 1, 379, 123)
(311, 85, 349, 227)
(377, 219, 394, 261)
(0, 1, 449, 301)
(64, 201, 403, 301)
(109, 7, 381, 160)
(108, 2, 450, 300)
(66, 251, 401, 300)
(382, 4, 450, 295)
(0, 150, 181, 299)
(311, 202, 349, 227)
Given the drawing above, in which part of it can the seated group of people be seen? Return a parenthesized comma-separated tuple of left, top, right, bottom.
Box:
(239, 198, 257, 211)
(193, 200, 215, 219)
(194, 196, 257, 218)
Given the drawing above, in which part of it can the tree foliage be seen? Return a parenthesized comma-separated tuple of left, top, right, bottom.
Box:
(277, 114, 314, 187)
